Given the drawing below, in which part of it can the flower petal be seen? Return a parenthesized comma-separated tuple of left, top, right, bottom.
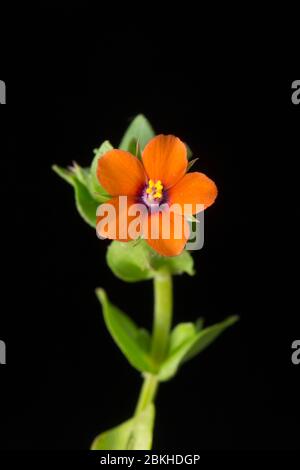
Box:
(96, 196, 143, 241)
(97, 150, 146, 196)
(143, 209, 190, 257)
(168, 172, 218, 215)
(142, 135, 187, 189)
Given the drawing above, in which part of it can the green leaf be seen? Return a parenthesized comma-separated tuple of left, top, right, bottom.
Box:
(91, 403, 155, 450)
(158, 316, 239, 381)
(53, 164, 100, 228)
(107, 241, 154, 282)
(168, 322, 196, 355)
(73, 177, 99, 227)
(183, 316, 239, 363)
(150, 249, 195, 276)
(107, 240, 195, 282)
(119, 114, 155, 152)
(95, 288, 157, 374)
(90, 140, 113, 201)
(136, 328, 152, 352)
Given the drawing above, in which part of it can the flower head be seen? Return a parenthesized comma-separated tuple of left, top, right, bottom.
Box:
(96, 135, 217, 257)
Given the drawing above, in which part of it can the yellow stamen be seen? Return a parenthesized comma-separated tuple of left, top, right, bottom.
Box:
(145, 179, 164, 202)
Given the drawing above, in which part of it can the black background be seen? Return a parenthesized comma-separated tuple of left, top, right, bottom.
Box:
(0, 8, 299, 452)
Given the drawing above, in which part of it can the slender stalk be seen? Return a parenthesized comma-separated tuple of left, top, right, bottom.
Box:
(134, 373, 158, 415)
(151, 268, 173, 363)
(134, 269, 173, 416)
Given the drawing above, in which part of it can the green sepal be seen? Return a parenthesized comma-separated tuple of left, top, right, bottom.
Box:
(187, 158, 199, 171)
(52, 164, 74, 185)
(95, 288, 158, 374)
(158, 315, 239, 381)
(71, 162, 91, 187)
(186, 144, 193, 160)
(91, 403, 155, 450)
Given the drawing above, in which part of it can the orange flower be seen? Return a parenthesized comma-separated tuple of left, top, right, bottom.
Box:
(96, 135, 217, 257)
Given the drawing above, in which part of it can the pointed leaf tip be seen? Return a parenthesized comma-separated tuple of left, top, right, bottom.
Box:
(119, 114, 155, 152)
(95, 288, 106, 303)
(158, 315, 239, 381)
(52, 164, 75, 185)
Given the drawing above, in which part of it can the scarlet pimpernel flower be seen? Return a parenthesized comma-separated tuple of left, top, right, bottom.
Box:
(53, 116, 239, 451)
(96, 135, 218, 257)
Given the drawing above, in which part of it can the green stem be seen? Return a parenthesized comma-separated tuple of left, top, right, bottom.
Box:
(151, 269, 173, 363)
(134, 269, 173, 416)
(134, 373, 158, 415)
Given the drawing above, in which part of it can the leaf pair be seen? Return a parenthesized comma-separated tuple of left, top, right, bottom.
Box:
(107, 240, 195, 282)
(159, 315, 239, 381)
(96, 288, 239, 379)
